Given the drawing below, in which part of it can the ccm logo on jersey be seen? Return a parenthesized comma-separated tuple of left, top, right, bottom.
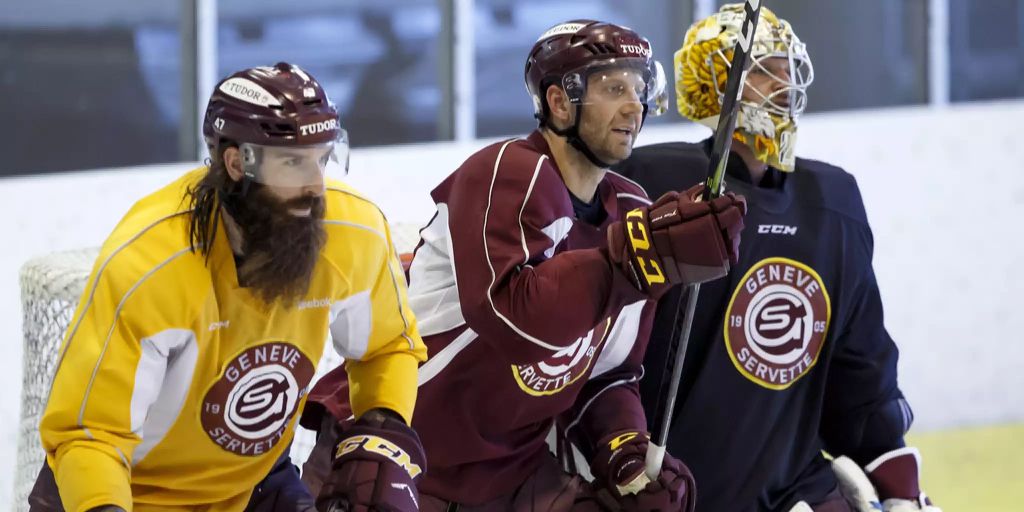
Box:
(758, 224, 798, 235)
(337, 434, 424, 479)
(299, 119, 338, 137)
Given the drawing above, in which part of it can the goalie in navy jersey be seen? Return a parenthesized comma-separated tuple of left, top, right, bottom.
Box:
(300, 20, 747, 512)
(613, 5, 940, 512)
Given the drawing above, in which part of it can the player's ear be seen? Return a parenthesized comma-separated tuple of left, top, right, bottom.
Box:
(545, 84, 572, 129)
(222, 147, 244, 182)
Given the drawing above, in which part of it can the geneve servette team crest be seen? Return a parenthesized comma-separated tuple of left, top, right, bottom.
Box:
(201, 341, 315, 456)
(512, 317, 611, 396)
(724, 257, 831, 390)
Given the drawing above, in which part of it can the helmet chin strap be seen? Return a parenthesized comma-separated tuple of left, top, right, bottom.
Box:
(549, 105, 613, 169)
(547, 104, 649, 170)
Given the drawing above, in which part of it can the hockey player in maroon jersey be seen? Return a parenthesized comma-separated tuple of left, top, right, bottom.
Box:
(613, 5, 940, 512)
(302, 20, 746, 512)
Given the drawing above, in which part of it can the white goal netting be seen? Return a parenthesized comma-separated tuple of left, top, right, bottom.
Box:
(12, 222, 423, 509)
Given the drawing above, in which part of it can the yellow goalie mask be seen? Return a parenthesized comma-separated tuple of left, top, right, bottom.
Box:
(676, 4, 814, 171)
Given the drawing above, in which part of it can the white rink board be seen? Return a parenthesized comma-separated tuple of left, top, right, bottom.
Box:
(1, 100, 1022, 505)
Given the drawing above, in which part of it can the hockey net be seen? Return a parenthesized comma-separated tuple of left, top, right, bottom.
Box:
(12, 222, 423, 509)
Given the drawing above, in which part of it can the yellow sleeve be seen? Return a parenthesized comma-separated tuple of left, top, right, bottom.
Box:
(343, 222, 428, 424)
(39, 257, 145, 512)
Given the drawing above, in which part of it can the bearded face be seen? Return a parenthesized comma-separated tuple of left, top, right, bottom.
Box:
(226, 183, 327, 306)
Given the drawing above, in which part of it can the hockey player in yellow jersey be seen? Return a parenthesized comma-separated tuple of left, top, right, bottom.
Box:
(30, 62, 428, 512)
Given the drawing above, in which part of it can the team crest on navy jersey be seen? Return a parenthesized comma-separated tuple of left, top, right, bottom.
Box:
(512, 318, 611, 396)
(724, 257, 831, 390)
(201, 341, 315, 455)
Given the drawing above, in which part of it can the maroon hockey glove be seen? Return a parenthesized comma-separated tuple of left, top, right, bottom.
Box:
(866, 447, 938, 510)
(833, 447, 939, 511)
(607, 184, 746, 300)
(589, 431, 696, 512)
(316, 410, 426, 512)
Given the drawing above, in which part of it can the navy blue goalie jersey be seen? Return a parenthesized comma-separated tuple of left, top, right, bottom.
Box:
(613, 139, 913, 512)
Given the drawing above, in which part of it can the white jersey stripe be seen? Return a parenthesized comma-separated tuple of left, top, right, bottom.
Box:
(518, 154, 547, 263)
(408, 204, 466, 336)
(590, 300, 647, 378)
(48, 210, 192, 407)
(605, 169, 652, 197)
(563, 366, 645, 435)
(131, 329, 199, 464)
(323, 219, 416, 350)
(617, 192, 653, 206)
(482, 140, 575, 352)
(417, 328, 479, 386)
(78, 246, 194, 427)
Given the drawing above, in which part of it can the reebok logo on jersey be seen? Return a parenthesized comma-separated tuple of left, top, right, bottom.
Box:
(201, 341, 315, 456)
(724, 258, 831, 390)
(298, 297, 332, 310)
(757, 224, 798, 235)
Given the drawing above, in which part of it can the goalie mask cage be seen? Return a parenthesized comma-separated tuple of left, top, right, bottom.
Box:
(12, 222, 424, 509)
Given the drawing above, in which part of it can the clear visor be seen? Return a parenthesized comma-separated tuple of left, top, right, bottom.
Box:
(562, 59, 665, 115)
(240, 129, 350, 188)
(650, 60, 670, 116)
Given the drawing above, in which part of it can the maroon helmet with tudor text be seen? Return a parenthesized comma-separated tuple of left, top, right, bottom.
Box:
(203, 62, 342, 147)
(524, 21, 666, 167)
(202, 62, 349, 188)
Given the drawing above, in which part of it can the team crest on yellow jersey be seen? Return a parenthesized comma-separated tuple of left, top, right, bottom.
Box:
(512, 318, 611, 396)
(201, 341, 315, 455)
(724, 257, 830, 390)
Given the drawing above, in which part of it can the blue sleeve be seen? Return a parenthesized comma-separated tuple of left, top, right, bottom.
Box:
(819, 221, 913, 466)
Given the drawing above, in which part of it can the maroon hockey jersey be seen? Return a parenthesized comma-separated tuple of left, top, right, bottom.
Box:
(305, 131, 658, 504)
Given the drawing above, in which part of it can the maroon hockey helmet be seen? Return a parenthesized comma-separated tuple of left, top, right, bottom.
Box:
(203, 62, 342, 148)
(203, 62, 349, 188)
(525, 20, 660, 124)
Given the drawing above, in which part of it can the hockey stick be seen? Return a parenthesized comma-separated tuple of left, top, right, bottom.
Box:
(644, 0, 765, 480)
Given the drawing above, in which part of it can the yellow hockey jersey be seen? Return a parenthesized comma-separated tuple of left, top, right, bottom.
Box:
(39, 168, 427, 511)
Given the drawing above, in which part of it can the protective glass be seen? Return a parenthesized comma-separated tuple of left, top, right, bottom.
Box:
(561, 58, 666, 116)
(240, 129, 350, 188)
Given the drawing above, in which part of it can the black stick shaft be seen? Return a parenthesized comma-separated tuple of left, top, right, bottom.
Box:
(646, 0, 764, 479)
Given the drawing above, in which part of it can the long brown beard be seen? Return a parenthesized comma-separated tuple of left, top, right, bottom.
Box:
(227, 185, 327, 306)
